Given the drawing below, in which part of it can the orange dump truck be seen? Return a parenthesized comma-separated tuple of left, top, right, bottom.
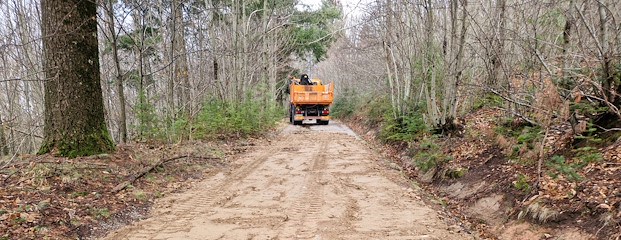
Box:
(289, 78, 334, 125)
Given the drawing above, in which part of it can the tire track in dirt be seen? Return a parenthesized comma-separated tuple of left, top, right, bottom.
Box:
(111, 134, 295, 238)
(287, 137, 329, 239)
(103, 122, 476, 240)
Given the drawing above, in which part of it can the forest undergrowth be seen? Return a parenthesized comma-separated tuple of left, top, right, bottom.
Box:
(0, 100, 282, 239)
(336, 92, 621, 239)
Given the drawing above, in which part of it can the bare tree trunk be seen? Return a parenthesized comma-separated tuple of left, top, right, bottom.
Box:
(598, 0, 613, 103)
(172, 0, 190, 117)
(489, 0, 506, 88)
(383, 0, 399, 119)
(232, 0, 241, 102)
(240, 1, 248, 100)
(22, 80, 34, 152)
(268, 26, 279, 106)
(424, 0, 440, 125)
(205, 0, 224, 100)
(0, 115, 8, 156)
(106, 0, 127, 143)
(166, 6, 176, 119)
(262, 0, 270, 101)
(442, 0, 468, 124)
(561, 0, 575, 86)
(130, 5, 148, 130)
(453, 0, 468, 119)
(0, 41, 13, 155)
(39, 0, 115, 157)
(15, 1, 37, 152)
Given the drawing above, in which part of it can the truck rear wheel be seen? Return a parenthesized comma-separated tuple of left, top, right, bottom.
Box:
(290, 104, 302, 125)
(289, 105, 293, 123)
(290, 105, 302, 125)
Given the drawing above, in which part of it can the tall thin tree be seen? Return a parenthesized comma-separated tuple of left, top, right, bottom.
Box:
(106, 0, 128, 143)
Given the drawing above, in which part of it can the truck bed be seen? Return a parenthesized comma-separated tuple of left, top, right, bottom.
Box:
(290, 83, 334, 105)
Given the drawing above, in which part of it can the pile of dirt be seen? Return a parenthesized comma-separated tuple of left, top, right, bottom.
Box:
(344, 108, 621, 239)
(0, 138, 259, 239)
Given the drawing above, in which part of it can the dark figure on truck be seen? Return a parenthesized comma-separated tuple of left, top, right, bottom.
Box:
(300, 74, 312, 85)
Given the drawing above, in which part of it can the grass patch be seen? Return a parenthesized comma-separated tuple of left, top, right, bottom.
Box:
(28, 164, 53, 187)
(90, 207, 111, 219)
(363, 95, 391, 127)
(60, 169, 83, 185)
(134, 190, 148, 202)
(145, 173, 157, 183)
(546, 147, 602, 182)
(12, 217, 26, 224)
(519, 201, 559, 223)
(444, 167, 468, 179)
(70, 191, 89, 198)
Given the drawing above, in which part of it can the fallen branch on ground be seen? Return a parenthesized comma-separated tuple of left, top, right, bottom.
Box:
(112, 155, 190, 193)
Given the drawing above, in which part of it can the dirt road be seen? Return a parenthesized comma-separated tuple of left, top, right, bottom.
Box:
(104, 122, 474, 239)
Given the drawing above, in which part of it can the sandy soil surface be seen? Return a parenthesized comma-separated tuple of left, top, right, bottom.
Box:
(103, 122, 474, 240)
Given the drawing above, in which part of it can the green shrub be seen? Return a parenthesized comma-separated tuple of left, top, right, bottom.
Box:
(132, 87, 284, 142)
(364, 95, 391, 127)
(547, 155, 582, 182)
(473, 93, 504, 110)
(412, 137, 452, 173)
(171, 117, 190, 140)
(134, 91, 162, 141)
(573, 147, 603, 168)
(570, 101, 609, 117)
(134, 190, 148, 202)
(573, 122, 604, 146)
(331, 88, 357, 118)
(380, 110, 428, 143)
(192, 97, 282, 139)
(516, 126, 542, 147)
(493, 117, 514, 136)
(514, 174, 532, 193)
(413, 151, 452, 173)
(495, 121, 542, 159)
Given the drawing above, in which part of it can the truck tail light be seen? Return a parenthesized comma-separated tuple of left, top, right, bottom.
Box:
(322, 109, 330, 115)
(296, 109, 303, 114)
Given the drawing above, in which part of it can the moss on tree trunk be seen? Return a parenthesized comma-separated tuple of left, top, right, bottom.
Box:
(38, 0, 115, 157)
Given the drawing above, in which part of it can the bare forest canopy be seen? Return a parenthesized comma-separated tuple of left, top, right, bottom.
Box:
(1, 0, 620, 157)
(0, 0, 341, 156)
(320, 0, 621, 133)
